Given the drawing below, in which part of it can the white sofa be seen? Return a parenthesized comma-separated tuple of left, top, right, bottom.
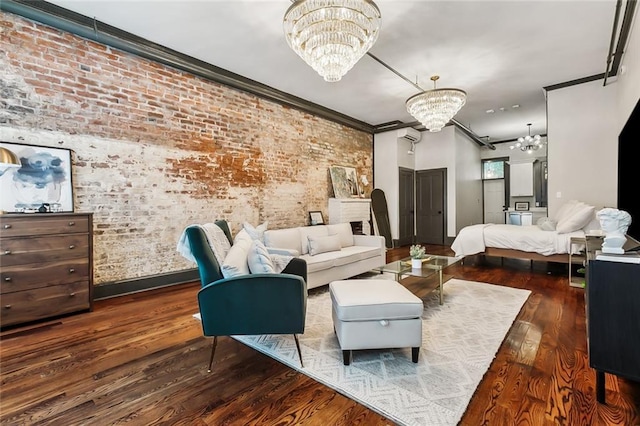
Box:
(263, 223, 386, 290)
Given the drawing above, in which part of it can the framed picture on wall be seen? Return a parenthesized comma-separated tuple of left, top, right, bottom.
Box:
(514, 201, 530, 211)
(329, 165, 359, 199)
(0, 141, 74, 213)
(309, 211, 324, 225)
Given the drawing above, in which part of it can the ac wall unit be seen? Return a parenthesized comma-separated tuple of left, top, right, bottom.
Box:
(397, 128, 422, 143)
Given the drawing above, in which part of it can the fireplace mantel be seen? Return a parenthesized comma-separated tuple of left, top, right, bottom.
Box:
(328, 198, 371, 235)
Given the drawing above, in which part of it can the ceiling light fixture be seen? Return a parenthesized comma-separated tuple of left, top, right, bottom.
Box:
(405, 76, 466, 132)
(283, 0, 382, 83)
(510, 123, 543, 153)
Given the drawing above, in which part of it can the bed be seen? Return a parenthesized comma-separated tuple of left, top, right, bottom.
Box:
(451, 200, 599, 264)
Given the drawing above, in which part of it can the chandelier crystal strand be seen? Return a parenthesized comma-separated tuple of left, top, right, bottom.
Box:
(284, 0, 381, 82)
(405, 76, 466, 132)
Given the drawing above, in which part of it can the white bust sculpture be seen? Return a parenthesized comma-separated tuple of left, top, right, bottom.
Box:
(596, 208, 632, 254)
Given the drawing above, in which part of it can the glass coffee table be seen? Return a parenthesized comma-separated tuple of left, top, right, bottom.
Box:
(374, 254, 464, 304)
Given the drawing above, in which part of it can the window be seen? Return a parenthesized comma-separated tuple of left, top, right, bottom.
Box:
(482, 159, 505, 180)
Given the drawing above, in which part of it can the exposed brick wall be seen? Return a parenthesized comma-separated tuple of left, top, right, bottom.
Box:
(0, 13, 373, 285)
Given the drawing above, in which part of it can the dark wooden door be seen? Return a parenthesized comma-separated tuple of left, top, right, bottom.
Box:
(398, 168, 414, 246)
(415, 168, 446, 245)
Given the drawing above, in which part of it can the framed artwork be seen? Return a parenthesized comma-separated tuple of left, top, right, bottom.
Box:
(0, 142, 74, 213)
(514, 201, 530, 211)
(329, 165, 359, 199)
(309, 211, 324, 225)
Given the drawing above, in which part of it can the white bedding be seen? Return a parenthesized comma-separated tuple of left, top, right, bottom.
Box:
(451, 224, 585, 257)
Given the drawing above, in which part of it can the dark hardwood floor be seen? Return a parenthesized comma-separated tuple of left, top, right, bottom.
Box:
(1, 245, 639, 425)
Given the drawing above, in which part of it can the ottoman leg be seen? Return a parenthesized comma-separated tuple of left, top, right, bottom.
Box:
(343, 349, 352, 365)
(412, 347, 420, 363)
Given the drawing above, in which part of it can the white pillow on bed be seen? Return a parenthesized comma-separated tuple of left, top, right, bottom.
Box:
(553, 200, 579, 223)
(536, 217, 557, 231)
(556, 202, 595, 234)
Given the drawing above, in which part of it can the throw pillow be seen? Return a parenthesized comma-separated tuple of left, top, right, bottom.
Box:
(247, 240, 276, 274)
(536, 217, 557, 231)
(553, 200, 579, 223)
(308, 234, 341, 256)
(201, 223, 231, 266)
(243, 221, 268, 241)
(221, 237, 251, 278)
(234, 228, 253, 244)
(327, 223, 354, 248)
(556, 203, 595, 234)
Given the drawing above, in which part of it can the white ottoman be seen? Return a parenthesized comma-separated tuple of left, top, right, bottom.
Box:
(329, 279, 424, 365)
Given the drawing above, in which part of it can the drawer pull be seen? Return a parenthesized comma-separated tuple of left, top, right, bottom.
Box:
(4, 277, 11, 282)
(3, 250, 10, 255)
(4, 305, 11, 309)
(3, 224, 11, 229)
(68, 221, 75, 226)
(69, 292, 76, 297)
(69, 245, 75, 249)
(69, 268, 75, 273)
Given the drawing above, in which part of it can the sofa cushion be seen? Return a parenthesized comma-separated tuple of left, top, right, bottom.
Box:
(221, 237, 251, 278)
(332, 246, 380, 266)
(308, 234, 342, 256)
(326, 223, 354, 248)
(299, 225, 329, 255)
(264, 228, 302, 254)
(299, 253, 336, 273)
(247, 240, 275, 274)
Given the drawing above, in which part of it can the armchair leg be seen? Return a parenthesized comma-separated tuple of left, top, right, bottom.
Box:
(293, 334, 304, 368)
(207, 336, 218, 373)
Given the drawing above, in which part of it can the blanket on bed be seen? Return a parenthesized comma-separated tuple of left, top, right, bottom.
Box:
(451, 224, 584, 257)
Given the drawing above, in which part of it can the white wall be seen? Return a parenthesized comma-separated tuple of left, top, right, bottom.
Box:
(547, 80, 618, 217)
(454, 130, 483, 231)
(373, 130, 401, 239)
(546, 8, 639, 219)
(415, 127, 457, 237)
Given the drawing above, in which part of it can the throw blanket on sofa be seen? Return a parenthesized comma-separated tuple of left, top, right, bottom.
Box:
(177, 223, 229, 264)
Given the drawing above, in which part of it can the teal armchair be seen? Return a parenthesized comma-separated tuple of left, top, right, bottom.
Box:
(184, 222, 307, 370)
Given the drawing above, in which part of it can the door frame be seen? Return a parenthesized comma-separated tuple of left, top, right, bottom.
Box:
(481, 157, 509, 222)
(398, 167, 414, 247)
(415, 167, 447, 245)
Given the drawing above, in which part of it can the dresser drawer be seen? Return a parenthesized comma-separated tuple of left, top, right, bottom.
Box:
(0, 214, 89, 237)
(1, 234, 89, 267)
(0, 258, 89, 294)
(0, 282, 90, 327)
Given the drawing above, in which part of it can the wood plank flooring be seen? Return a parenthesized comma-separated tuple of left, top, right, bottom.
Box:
(1, 245, 639, 425)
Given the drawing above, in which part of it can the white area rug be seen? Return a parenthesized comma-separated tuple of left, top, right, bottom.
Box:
(195, 279, 530, 426)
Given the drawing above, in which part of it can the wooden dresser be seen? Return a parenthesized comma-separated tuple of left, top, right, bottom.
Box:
(0, 213, 93, 328)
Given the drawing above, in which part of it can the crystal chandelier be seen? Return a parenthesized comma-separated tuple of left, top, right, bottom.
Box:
(510, 123, 543, 153)
(405, 76, 467, 132)
(283, 0, 382, 82)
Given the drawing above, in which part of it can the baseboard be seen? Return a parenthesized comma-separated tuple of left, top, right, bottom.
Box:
(93, 269, 200, 300)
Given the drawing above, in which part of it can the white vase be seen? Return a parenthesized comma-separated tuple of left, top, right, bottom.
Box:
(411, 258, 422, 269)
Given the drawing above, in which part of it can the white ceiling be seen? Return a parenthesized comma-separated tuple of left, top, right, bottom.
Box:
(47, 0, 620, 142)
